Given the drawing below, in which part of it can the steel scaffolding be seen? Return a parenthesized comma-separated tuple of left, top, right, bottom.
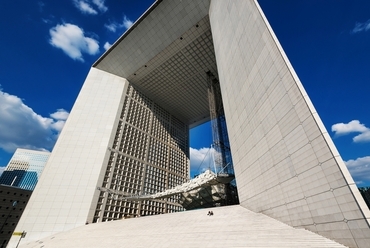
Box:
(207, 71, 234, 175)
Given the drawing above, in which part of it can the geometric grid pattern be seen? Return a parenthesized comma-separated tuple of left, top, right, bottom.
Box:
(12, 0, 368, 247)
(94, 84, 188, 221)
(8, 68, 129, 246)
(0, 185, 32, 248)
(93, 3, 370, 247)
(126, 17, 217, 125)
(209, 1, 370, 247)
(96, 11, 217, 126)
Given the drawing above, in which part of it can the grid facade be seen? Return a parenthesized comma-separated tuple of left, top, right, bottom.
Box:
(10, 1, 370, 247)
(93, 85, 189, 222)
(209, 1, 370, 247)
(0, 149, 50, 191)
(0, 185, 32, 248)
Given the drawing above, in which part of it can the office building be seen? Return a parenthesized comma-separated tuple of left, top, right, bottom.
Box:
(0, 149, 50, 191)
(10, 1, 370, 247)
(0, 185, 32, 248)
(0, 149, 49, 247)
(358, 187, 370, 209)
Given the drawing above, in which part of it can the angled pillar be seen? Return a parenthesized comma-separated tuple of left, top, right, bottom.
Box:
(209, 1, 370, 247)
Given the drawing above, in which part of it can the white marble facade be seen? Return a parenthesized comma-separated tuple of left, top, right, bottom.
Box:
(209, 1, 370, 247)
(9, 68, 128, 244)
(10, 1, 370, 248)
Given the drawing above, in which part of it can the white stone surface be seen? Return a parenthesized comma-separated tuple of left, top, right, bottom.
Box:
(95, 0, 210, 79)
(209, 0, 370, 247)
(8, 68, 128, 247)
(9, 1, 370, 247)
(17, 205, 347, 248)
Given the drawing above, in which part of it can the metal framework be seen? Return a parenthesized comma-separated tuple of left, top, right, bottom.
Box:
(96, 73, 239, 210)
(98, 170, 232, 200)
(207, 72, 234, 175)
(97, 169, 236, 210)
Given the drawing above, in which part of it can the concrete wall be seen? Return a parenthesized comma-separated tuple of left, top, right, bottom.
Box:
(209, 1, 370, 247)
(9, 68, 128, 246)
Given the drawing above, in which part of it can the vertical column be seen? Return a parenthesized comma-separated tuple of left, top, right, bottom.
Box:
(10, 68, 128, 246)
(209, 1, 370, 247)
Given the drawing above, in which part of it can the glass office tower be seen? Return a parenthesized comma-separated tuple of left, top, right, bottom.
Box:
(0, 148, 50, 190)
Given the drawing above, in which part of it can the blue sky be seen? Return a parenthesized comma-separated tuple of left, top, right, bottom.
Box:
(0, 1, 369, 186)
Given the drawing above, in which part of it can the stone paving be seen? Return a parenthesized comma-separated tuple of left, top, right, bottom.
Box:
(19, 205, 347, 248)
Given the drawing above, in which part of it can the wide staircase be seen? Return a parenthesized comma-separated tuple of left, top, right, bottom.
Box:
(20, 205, 347, 248)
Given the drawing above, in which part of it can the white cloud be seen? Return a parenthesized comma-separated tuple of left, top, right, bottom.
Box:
(103, 41, 112, 50)
(353, 130, 370, 143)
(352, 19, 370, 33)
(332, 120, 368, 135)
(0, 89, 69, 153)
(332, 120, 370, 143)
(51, 120, 66, 133)
(104, 15, 133, 33)
(104, 23, 117, 32)
(122, 15, 133, 29)
(49, 23, 99, 61)
(38, 1, 45, 12)
(73, 0, 107, 15)
(42, 14, 55, 24)
(345, 156, 370, 185)
(0, 166, 5, 176)
(73, 0, 98, 15)
(50, 109, 69, 120)
(92, 0, 107, 12)
(190, 147, 215, 176)
(50, 109, 69, 133)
